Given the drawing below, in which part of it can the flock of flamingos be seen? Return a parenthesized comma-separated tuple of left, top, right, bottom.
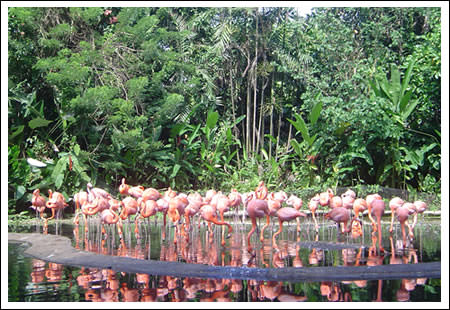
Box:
(30, 179, 428, 253)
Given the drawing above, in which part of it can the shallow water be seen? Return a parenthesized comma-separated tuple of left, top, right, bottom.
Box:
(8, 216, 441, 302)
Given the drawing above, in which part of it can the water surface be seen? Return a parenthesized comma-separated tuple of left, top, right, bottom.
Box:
(8, 217, 441, 302)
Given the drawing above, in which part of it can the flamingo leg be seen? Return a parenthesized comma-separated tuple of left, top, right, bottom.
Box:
(247, 217, 257, 250)
(412, 213, 418, 230)
(260, 215, 271, 242)
(73, 211, 80, 225)
(389, 235, 395, 255)
(312, 211, 319, 232)
(221, 226, 226, 247)
(48, 208, 56, 221)
(272, 218, 283, 251)
(102, 224, 107, 239)
(207, 222, 213, 243)
(40, 209, 47, 221)
(377, 216, 385, 252)
(343, 220, 349, 233)
(45, 208, 56, 226)
(389, 211, 395, 234)
(134, 216, 141, 239)
(367, 206, 377, 232)
(196, 214, 202, 229)
(219, 210, 226, 246)
(184, 216, 191, 243)
(174, 223, 178, 245)
(406, 219, 414, 240)
(162, 213, 167, 241)
(401, 222, 407, 246)
(211, 216, 232, 244)
(117, 219, 124, 240)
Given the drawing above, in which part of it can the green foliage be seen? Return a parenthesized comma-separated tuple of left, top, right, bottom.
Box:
(367, 57, 439, 189)
(8, 145, 30, 206)
(8, 210, 33, 227)
(7, 7, 441, 215)
(287, 100, 323, 187)
(369, 58, 418, 123)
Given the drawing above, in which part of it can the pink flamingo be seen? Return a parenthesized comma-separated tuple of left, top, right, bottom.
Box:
(308, 194, 320, 232)
(324, 207, 351, 233)
(73, 191, 89, 225)
(272, 207, 307, 250)
(216, 193, 234, 246)
(87, 182, 112, 200)
(100, 206, 122, 239)
(286, 194, 303, 232)
(329, 196, 343, 209)
(167, 195, 189, 244)
(341, 189, 355, 210)
(199, 204, 232, 244)
(350, 198, 367, 238)
(245, 192, 270, 251)
(135, 198, 158, 239)
(389, 198, 415, 245)
(120, 196, 139, 237)
(319, 188, 334, 208)
(30, 189, 47, 220)
(411, 200, 427, 230)
(141, 187, 161, 201)
(366, 194, 385, 252)
(119, 178, 144, 199)
(388, 197, 405, 233)
(228, 188, 243, 222)
(183, 194, 204, 242)
(45, 190, 68, 224)
(80, 196, 111, 233)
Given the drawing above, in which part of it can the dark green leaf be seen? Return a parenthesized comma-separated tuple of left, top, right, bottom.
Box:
(401, 100, 418, 121)
(206, 110, 219, 129)
(9, 125, 24, 140)
(16, 185, 26, 200)
(170, 164, 181, 178)
(309, 101, 322, 125)
(401, 57, 416, 96)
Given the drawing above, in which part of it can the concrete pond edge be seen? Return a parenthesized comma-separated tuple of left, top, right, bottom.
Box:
(8, 232, 440, 282)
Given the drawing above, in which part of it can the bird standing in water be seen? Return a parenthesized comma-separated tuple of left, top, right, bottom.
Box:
(325, 207, 351, 233)
(31, 189, 47, 220)
(366, 194, 385, 252)
(272, 207, 307, 250)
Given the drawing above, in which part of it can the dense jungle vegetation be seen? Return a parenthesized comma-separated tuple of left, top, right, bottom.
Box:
(8, 7, 441, 213)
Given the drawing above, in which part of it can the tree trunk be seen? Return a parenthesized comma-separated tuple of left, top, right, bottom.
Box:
(287, 122, 292, 152)
(230, 66, 240, 168)
(269, 88, 274, 160)
(275, 106, 282, 161)
(257, 76, 268, 156)
(246, 72, 252, 158)
(252, 11, 258, 154)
